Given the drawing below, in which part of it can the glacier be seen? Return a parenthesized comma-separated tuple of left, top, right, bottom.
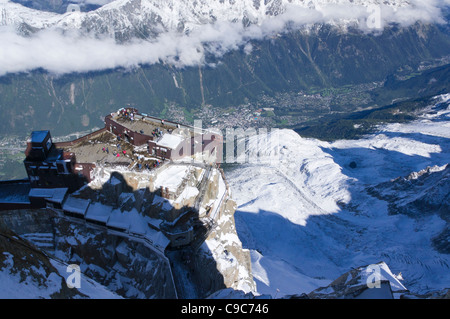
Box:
(227, 94, 450, 297)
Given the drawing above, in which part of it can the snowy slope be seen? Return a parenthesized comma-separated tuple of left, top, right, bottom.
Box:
(0, 236, 122, 299)
(0, 0, 59, 28)
(0, 0, 427, 37)
(227, 94, 450, 297)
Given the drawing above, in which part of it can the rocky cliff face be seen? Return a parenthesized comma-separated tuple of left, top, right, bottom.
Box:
(0, 209, 177, 298)
(282, 261, 449, 299)
(304, 261, 407, 299)
(0, 162, 256, 298)
(197, 197, 256, 295)
(164, 167, 256, 298)
(371, 164, 450, 217)
(0, 226, 84, 298)
(367, 164, 450, 254)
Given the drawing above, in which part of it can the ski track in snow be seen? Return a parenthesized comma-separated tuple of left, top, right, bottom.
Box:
(227, 94, 450, 297)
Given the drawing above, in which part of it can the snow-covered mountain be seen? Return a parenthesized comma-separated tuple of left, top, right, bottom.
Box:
(0, 96, 448, 299)
(0, 0, 428, 40)
(0, 0, 447, 76)
(306, 261, 407, 299)
(227, 93, 450, 298)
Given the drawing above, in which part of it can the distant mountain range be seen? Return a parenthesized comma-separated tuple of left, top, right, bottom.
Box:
(2, 0, 414, 39)
(9, 0, 104, 14)
(0, 0, 449, 138)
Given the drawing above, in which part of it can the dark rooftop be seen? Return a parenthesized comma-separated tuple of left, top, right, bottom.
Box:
(31, 130, 50, 143)
(0, 181, 31, 204)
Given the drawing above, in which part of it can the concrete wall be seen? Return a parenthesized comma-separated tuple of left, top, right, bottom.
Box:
(53, 128, 107, 148)
(105, 116, 152, 146)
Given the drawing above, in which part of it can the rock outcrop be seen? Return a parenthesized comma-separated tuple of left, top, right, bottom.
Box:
(368, 164, 450, 219)
(367, 164, 450, 254)
(199, 197, 256, 294)
(0, 161, 256, 298)
(304, 262, 407, 299)
(0, 209, 177, 298)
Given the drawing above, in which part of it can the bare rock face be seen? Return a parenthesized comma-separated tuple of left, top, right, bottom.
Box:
(55, 219, 177, 298)
(304, 262, 407, 299)
(367, 164, 450, 254)
(171, 195, 256, 298)
(284, 261, 450, 300)
(200, 197, 256, 294)
(367, 164, 450, 219)
(0, 226, 81, 299)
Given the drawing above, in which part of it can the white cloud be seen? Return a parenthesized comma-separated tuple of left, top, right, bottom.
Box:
(0, 0, 448, 76)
